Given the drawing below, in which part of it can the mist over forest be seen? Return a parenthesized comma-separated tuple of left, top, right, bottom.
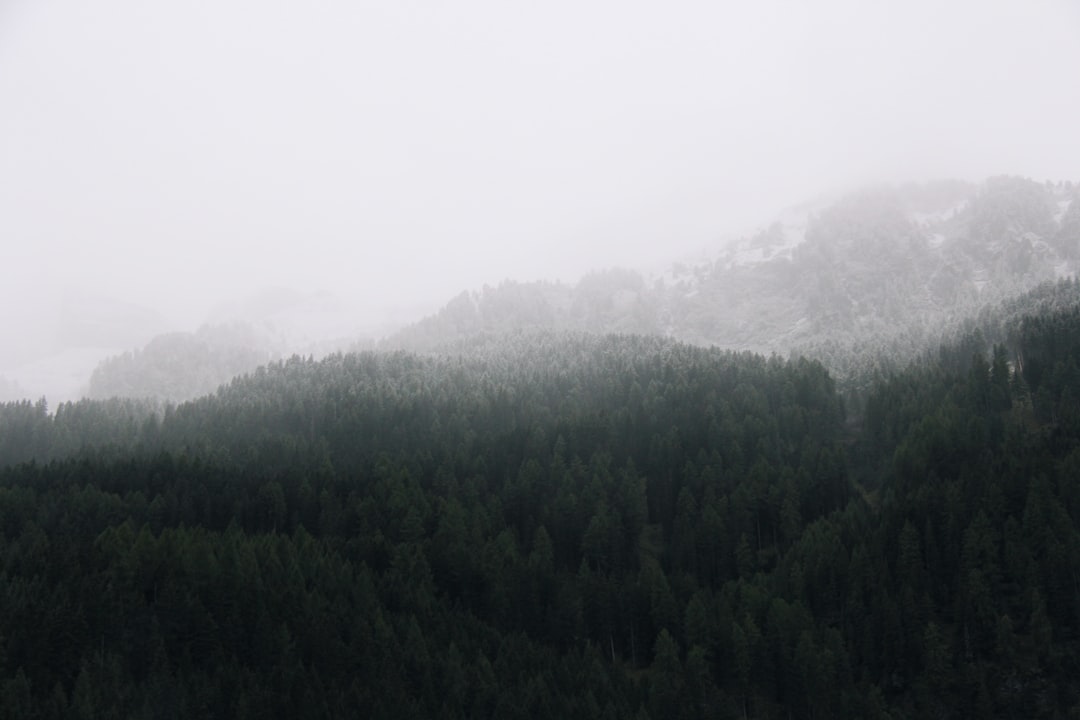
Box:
(3, 1, 1080, 717)
(3, 0, 1079, 404)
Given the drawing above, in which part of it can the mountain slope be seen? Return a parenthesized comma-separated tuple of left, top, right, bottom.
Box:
(84, 291, 385, 403)
(75, 176, 1079, 403)
(387, 177, 1080, 382)
(2, 313, 1080, 715)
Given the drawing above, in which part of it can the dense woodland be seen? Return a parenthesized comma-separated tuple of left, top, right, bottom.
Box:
(2, 292, 1080, 717)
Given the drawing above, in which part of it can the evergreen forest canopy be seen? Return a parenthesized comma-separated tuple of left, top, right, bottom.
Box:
(3, 280, 1080, 717)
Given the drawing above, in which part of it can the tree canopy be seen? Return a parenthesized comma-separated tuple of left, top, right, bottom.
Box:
(0, 315, 1078, 717)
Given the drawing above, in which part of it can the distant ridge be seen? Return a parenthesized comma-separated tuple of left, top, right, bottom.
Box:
(83, 176, 1080, 402)
(385, 177, 1079, 382)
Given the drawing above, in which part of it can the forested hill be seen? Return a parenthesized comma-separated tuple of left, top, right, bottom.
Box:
(388, 177, 1080, 383)
(85, 323, 276, 404)
(1, 334, 844, 476)
(70, 176, 1078, 405)
(2, 315, 1080, 717)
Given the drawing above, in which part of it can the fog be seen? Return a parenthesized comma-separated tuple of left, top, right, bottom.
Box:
(2, 0, 1079, 398)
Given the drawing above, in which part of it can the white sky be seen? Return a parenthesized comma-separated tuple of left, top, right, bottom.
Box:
(2, 0, 1079, 356)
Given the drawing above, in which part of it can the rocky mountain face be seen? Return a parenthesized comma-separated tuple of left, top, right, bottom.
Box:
(387, 177, 1080, 383)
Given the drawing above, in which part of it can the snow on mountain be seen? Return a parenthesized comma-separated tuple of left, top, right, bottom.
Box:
(43, 175, 1080, 403)
(388, 177, 1080, 388)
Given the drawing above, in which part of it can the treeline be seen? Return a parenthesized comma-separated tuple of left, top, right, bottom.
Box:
(0, 321, 1078, 716)
(797, 276, 1080, 399)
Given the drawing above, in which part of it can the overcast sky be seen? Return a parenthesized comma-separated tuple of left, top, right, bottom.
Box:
(2, 0, 1080, 356)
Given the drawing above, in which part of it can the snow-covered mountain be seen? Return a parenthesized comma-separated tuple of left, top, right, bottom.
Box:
(388, 177, 1080, 383)
(50, 175, 1080, 403)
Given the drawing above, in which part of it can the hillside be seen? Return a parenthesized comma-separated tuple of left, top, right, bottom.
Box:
(2, 312, 1080, 715)
(84, 291, 383, 404)
(388, 177, 1079, 383)
(85, 324, 277, 403)
(67, 176, 1080, 405)
(56, 176, 1079, 407)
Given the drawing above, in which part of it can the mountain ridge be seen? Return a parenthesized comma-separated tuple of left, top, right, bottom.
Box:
(386, 176, 1079, 380)
(72, 175, 1080, 403)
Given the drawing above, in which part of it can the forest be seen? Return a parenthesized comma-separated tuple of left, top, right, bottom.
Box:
(1, 289, 1080, 718)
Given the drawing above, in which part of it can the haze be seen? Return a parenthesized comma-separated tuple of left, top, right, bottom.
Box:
(2, 0, 1079, 398)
